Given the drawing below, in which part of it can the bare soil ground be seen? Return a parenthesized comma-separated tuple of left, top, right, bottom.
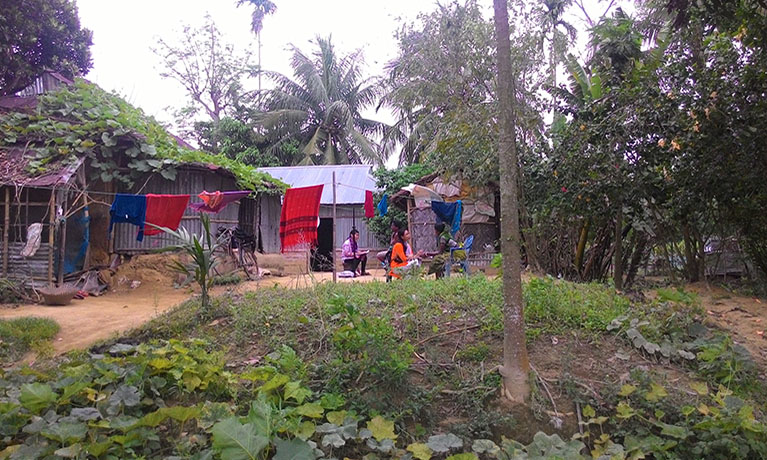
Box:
(0, 267, 386, 360)
(686, 282, 767, 367)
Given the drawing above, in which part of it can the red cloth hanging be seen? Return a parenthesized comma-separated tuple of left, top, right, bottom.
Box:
(144, 194, 190, 236)
(364, 190, 375, 218)
(280, 185, 324, 252)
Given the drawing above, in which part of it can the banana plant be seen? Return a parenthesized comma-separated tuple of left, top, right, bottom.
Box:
(151, 213, 223, 317)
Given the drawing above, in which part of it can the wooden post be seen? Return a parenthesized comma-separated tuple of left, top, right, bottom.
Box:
(3, 188, 9, 276)
(407, 198, 414, 252)
(48, 191, 55, 285)
(332, 171, 337, 283)
(57, 191, 68, 284)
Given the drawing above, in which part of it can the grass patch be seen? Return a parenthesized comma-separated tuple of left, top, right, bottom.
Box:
(0, 317, 60, 362)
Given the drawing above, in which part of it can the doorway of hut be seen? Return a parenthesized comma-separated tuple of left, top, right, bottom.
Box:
(312, 218, 334, 271)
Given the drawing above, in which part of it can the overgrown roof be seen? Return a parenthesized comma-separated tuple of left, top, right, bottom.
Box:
(0, 80, 286, 193)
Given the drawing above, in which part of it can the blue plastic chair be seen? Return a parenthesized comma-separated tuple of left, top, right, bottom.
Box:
(447, 235, 474, 277)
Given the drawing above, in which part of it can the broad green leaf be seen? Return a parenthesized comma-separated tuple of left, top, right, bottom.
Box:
(19, 383, 57, 413)
(260, 373, 290, 392)
(295, 421, 315, 440)
(85, 440, 113, 457)
(618, 384, 637, 397)
(582, 405, 596, 418)
(616, 402, 636, 419)
(211, 417, 269, 460)
(148, 358, 172, 369)
(295, 403, 324, 419)
(319, 393, 345, 410)
(367, 416, 398, 442)
(247, 400, 274, 439)
(471, 439, 499, 456)
(41, 421, 88, 444)
(427, 433, 462, 453)
(162, 405, 201, 422)
(109, 384, 140, 408)
(681, 405, 695, 417)
(0, 445, 20, 459)
(326, 410, 347, 425)
(689, 381, 708, 395)
(70, 408, 101, 421)
(321, 432, 346, 448)
(53, 443, 81, 458)
(645, 383, 668, 402)
(182, 373, 203, 391)
(284, 381, 312, 404)
(138, 410, 167, 428)
(407, 442, 433, 460)
(655, 421, 690, 439)
(446, 454, 478, 460)
(273, 438, 316, 460)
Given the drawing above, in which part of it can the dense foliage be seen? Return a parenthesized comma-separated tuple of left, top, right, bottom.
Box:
(0, 80, 285, 193)
(1, 279, 764, 459)
(256, 36, 388, 166)
(367, 163, 435, 242)
(0, 0, 92, 96)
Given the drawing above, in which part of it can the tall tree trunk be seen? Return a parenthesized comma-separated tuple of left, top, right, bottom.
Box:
(575, 218, 590, 278)
(493, 0, 531, 404)
(682, 223, 699, 282)
(613, 203, 623, 290)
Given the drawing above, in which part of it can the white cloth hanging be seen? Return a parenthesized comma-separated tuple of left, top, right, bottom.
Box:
(21, 223, 43, 257)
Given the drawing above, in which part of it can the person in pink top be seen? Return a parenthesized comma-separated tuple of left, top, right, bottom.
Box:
(341, 229, 369, 276)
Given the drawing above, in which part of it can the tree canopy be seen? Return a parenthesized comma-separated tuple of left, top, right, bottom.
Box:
(256, 36, 387, 166)
(0, 0, 93, 96)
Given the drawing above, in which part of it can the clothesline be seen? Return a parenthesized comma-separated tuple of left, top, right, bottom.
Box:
(0, 183, 254, 198)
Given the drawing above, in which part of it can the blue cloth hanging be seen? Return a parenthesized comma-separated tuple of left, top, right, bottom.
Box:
(430, 200, 462, 236)
(109, 194, 147, 241)
(377, 194, 389, 217)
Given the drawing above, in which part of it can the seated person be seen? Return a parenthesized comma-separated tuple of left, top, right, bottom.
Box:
(425, 222, 457, 279)
(389, 229, 423, 279)
(341, 229, 369, 276)
(377, 220, 403, 265)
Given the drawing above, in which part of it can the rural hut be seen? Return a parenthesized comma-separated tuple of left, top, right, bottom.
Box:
(391, 172, 498, 267)
(257, 165, 385, 269)
(0, 77, 283, 285)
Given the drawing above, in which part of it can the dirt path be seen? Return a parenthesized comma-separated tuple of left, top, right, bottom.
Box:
(686, 283, 767, 367)
(0, 268, 386, 359)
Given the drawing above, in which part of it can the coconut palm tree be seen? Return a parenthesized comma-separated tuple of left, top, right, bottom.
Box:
(256, 36, 387, 165)
(236, 0, 277, 91)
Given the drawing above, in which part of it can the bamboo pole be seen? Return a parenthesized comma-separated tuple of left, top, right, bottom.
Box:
(407, 198, 414, 252)
(3, 188, 9, 276)
(332, 171, 337, 283)
(48, 191, 55, 284)
(57, 191, 68, 285)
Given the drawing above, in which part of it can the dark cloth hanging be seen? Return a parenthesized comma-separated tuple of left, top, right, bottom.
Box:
(364, 190, 375, 218)
(430, 200, 462, 236)
(144, 194, 190, 236)
(279, 185, 324, 252)
(109, 194, 147, 241)
(189, 190, 251, 213)
(377, 193, 388, 217)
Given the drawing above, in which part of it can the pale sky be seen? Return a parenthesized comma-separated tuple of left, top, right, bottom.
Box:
(75, 0, 625, 161)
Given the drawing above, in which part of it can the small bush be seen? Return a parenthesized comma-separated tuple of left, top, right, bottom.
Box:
(0, 278, 25, 304)
(0, 316, 59, 362)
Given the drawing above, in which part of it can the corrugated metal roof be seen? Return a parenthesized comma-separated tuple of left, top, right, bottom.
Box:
(0, 148, 83, 187)
(257, 165, 378, 205)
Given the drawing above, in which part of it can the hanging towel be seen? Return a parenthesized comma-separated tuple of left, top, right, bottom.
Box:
(144, 194, 191, 236)
(430, 199, 462, 236)
(364, 190, 375, 218)
(279, 185, 324, 252)
(109, 194, 147, 241)
(189, 190, 251, 213)
(377, 193, 388, 217)
(21, 223, 43, 257)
